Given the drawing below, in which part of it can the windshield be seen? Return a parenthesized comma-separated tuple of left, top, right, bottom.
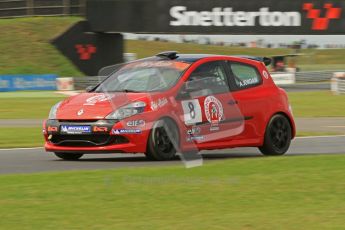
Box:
(95, 60, 191, 93)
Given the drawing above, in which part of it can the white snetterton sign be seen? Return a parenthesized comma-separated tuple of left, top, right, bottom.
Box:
(170, 6, 301, 27)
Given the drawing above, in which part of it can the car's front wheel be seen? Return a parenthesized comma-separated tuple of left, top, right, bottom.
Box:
(259, 114, 292, 156)
(54, 152, 84, 161)
(146, 119, 179, 161)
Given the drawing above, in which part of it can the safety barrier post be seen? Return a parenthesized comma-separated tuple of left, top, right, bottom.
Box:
(332, 72, 345, 95)
(27, 0, 33, 16)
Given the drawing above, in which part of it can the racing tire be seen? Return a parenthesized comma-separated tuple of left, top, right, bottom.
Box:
(54, 152, 84, 161)
(259, 114, 292, 156)
(146, 119, 179, 161)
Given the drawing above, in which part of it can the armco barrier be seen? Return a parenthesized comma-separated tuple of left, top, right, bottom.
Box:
(0, 75, 57, 92)
(295, 70, 345, 82)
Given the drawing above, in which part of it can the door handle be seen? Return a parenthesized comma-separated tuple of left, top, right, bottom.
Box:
(228, 100, 238, 105)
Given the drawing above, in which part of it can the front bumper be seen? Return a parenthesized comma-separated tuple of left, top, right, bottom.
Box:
(44, 142, 140, 154)
(43, 119, 149, 153)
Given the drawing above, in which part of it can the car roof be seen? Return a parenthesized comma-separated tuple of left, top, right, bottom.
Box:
(156, 53, 265, 65)
(155, 52, 270, 66)
(173, 54, 218, 63)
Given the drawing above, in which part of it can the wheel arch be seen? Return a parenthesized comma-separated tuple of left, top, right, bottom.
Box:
(146, 115, 181, 151)
(270, 112, 296, 139)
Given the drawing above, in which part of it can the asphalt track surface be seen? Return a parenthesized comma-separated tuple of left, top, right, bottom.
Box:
(0, 135, 344, 175)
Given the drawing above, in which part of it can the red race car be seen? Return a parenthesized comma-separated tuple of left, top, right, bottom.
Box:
(43, 52, 296, 161)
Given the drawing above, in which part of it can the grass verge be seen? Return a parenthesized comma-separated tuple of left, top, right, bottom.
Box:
(0, 127, 43, 148)
(0, 17, 82, 76)
(1, 155, 345, 229)
(288, 91, 345, 117)
(0, 92, 66, 119)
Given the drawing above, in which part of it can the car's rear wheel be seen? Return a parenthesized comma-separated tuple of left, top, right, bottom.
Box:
(54, 152, 84, 161)
(146, 119, 179, 161)
(259, 114, 292, 156)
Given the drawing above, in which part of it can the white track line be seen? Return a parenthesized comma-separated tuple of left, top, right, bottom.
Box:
(0, 147, 43, 151)
(296, 135, 345, 139)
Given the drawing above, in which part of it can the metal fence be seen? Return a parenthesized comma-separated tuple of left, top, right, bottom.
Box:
(295, 70, 345, 82)
(0, 0, 86, 18)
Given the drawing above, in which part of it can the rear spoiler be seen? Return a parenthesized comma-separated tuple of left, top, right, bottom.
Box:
(236, 56, 272, 66)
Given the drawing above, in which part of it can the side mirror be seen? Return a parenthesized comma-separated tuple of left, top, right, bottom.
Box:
(176, 83, 192, 100)
(185, 80, 203, 92)
(176, 80, 204, 100)
(86, 85, 96, 92)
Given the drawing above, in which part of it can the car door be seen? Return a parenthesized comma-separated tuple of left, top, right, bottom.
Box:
(176, 60, 245, 148)
(226, 61, 269, 141)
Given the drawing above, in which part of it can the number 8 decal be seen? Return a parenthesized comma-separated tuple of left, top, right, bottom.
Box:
(182, 100, 202, 125)
(188, 102, 196, 119)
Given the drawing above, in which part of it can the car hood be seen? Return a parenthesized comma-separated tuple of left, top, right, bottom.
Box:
(56, 92, 149, 120)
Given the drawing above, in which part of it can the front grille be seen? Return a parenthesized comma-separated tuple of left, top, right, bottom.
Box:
(46, 119, 125, 147)
(50, 134, 129, 147)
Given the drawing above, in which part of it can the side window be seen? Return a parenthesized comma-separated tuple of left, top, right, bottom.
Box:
(186, 61, 230, 97)
(229, 62, 261, 89)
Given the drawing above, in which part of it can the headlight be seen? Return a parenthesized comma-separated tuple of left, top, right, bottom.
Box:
(48, 101, 62, 119)
(106, 101, 146, 120)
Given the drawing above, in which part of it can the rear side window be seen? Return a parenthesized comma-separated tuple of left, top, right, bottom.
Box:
(229, 62, 261, 89)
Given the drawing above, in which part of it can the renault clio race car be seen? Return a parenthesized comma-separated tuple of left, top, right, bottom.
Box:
(43, 52, 296, 161)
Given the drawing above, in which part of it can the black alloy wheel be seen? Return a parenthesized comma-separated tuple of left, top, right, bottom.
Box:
(146, 119, 179, 161)
(259, 114, 292, 156)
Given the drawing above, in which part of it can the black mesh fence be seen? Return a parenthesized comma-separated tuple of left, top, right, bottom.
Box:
(0, 0, 85, 18)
